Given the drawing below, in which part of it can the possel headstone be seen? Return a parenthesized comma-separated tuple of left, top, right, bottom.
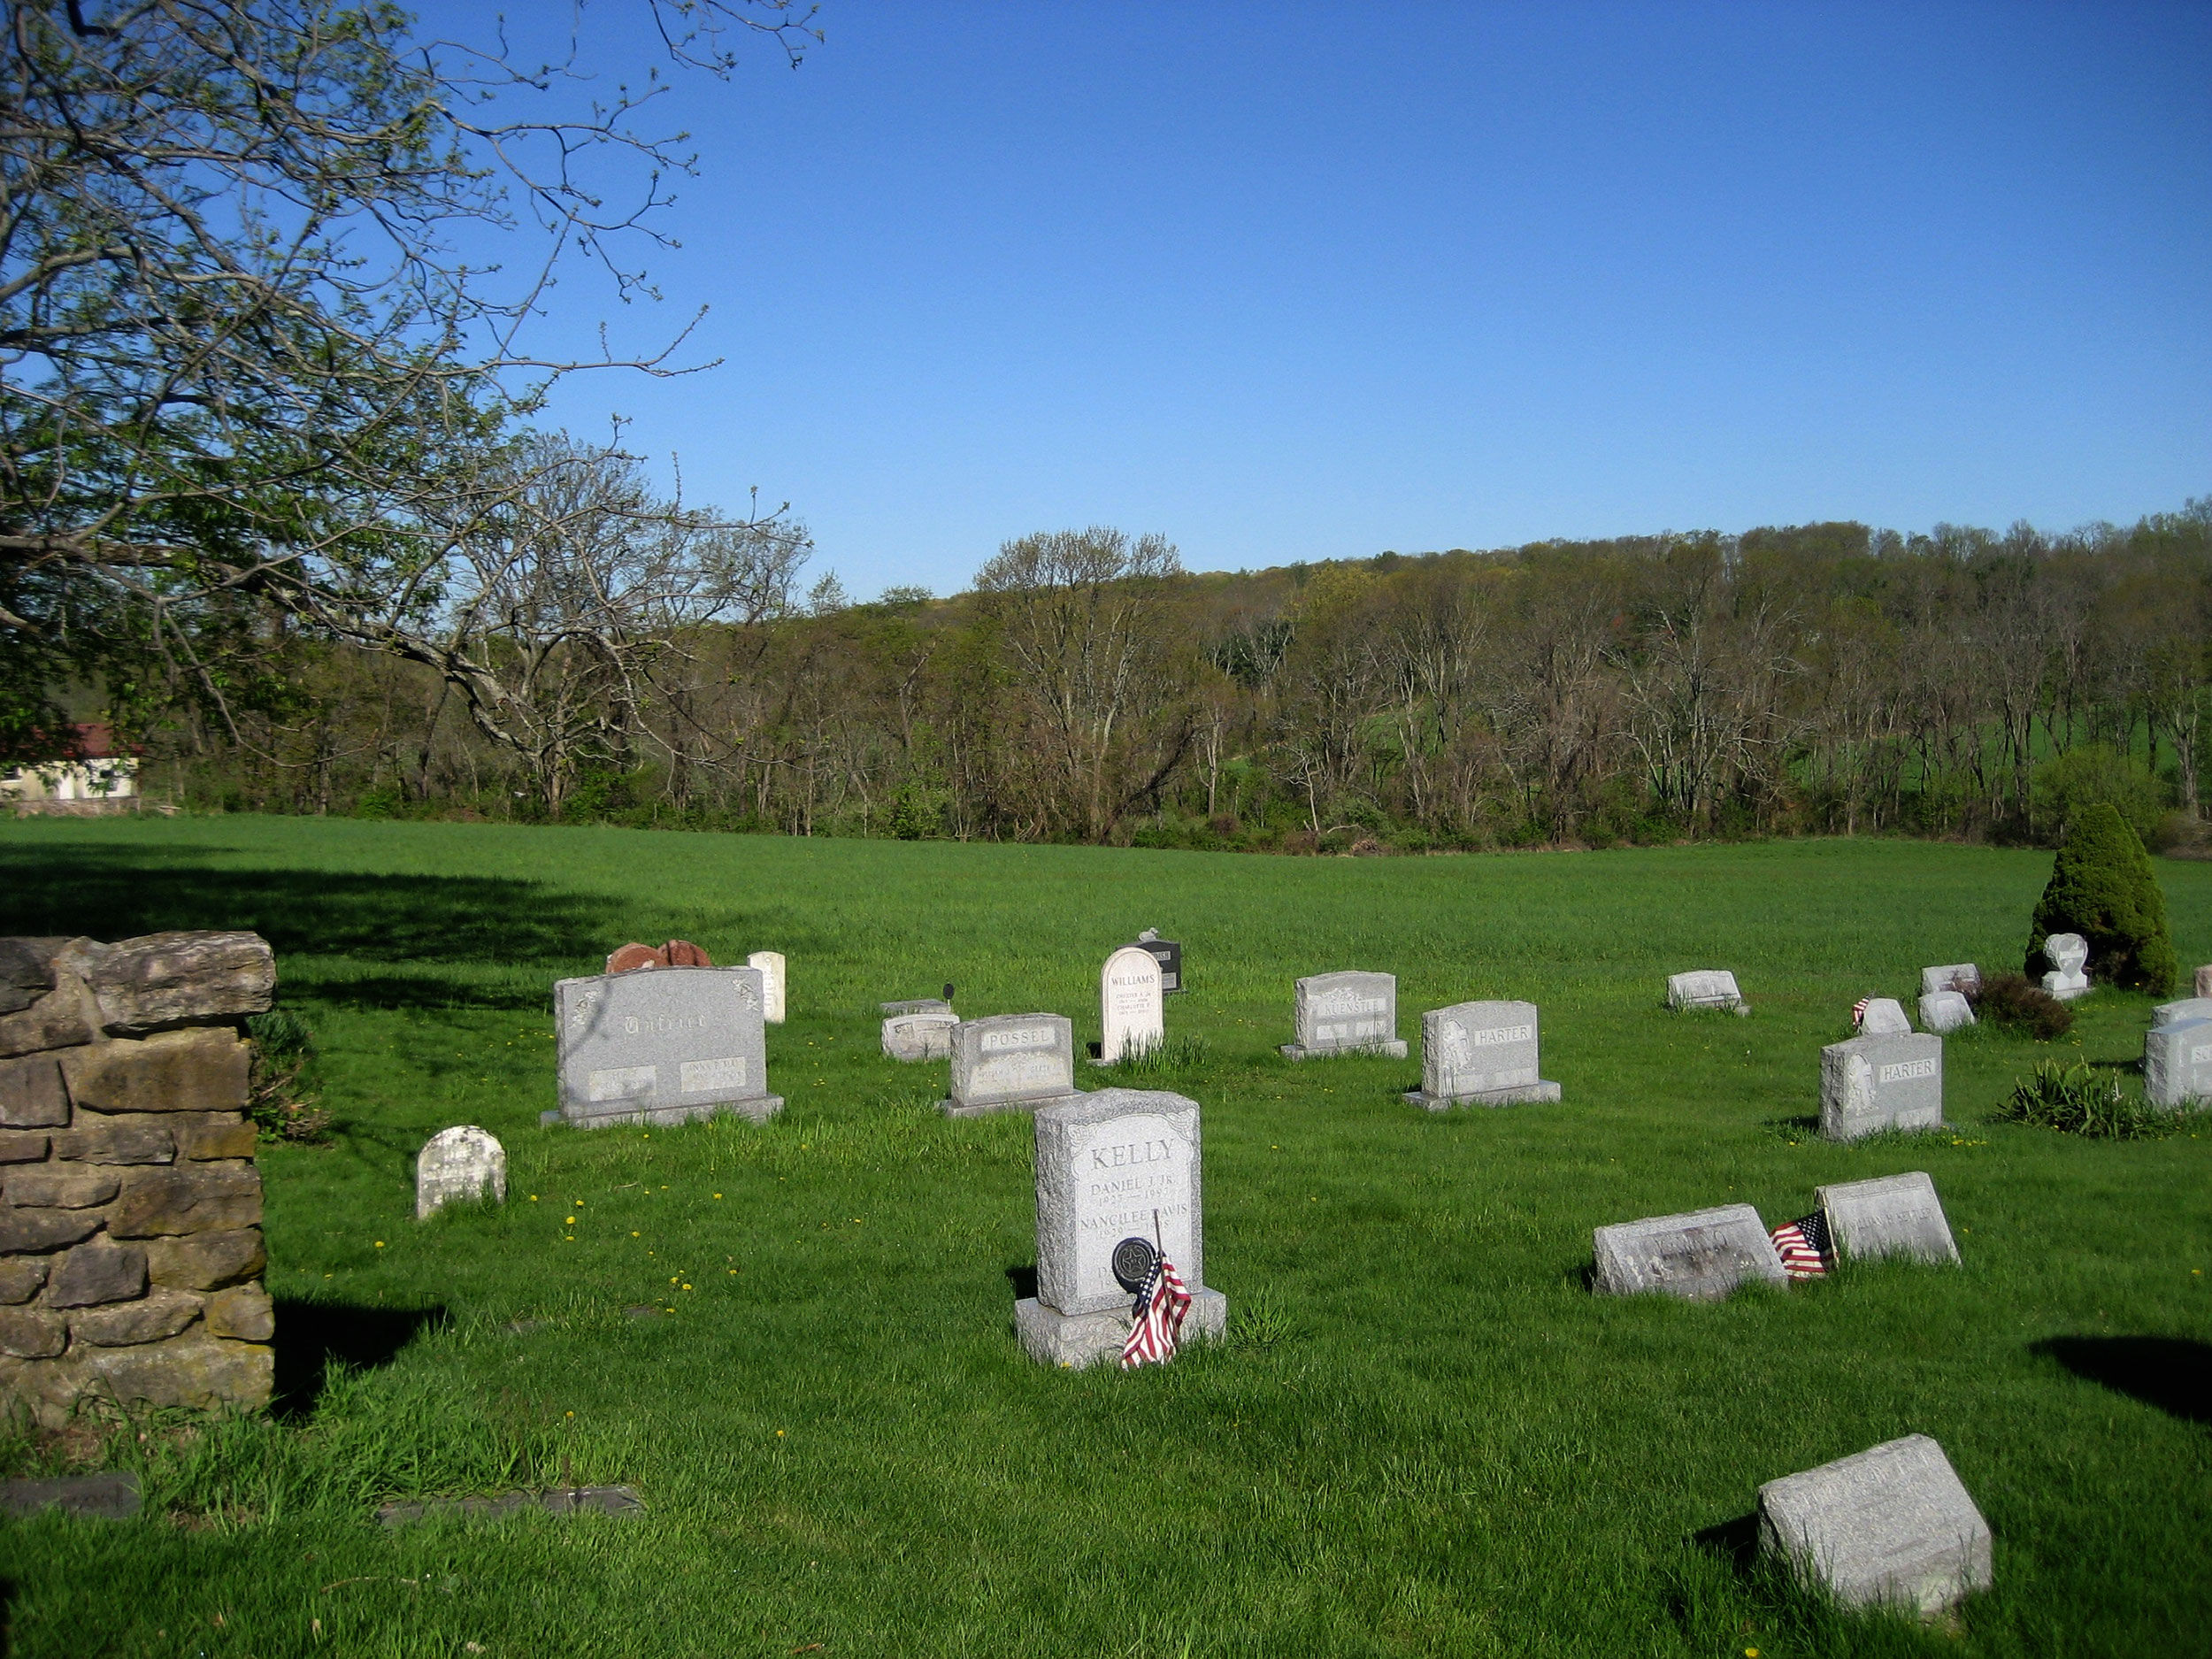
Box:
(1404, 999, 1559, 1109)
(550, 965, 782, 1128)
(1757, 1434, 1992, 1617)
(1280, 971, 1406, 1061)
(1855, 997, 1912, 1036)
(2143, 1012, 2212, 1109)
(942, 1013, 1084, 1118)
(1820, 1032, 1942, 1141)
(1591, 1203, 1787, 1301)
(2040, 932, 2090, 1001)
(747, 951, 787, 1024)
(1917, 990, 1975, 1034)
(1013, 1086, 1228, 1367)
(882, 1010, 957, 1063)
(1100, 946, 1165, 1063)
(1816, 1171, 1959, 1265)
(416, 1125, 506, 1219)
(1667, 970, 1747, 1014)
(1920, 963, 1980, 998)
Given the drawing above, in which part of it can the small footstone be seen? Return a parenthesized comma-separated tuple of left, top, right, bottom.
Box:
(376, 1485, 644, 1525)
(0, 1471, 141, 1519)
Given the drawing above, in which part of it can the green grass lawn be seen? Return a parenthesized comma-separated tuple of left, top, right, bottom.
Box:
(1, 818, 2208, 1658)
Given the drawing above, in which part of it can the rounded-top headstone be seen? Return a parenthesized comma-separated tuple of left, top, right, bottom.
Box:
(1100, 945, 1164, 1064)
(1855, 997, 1912, 1036)
(416, 1125, 506, 1219)
(2043, 933, 2088, 973)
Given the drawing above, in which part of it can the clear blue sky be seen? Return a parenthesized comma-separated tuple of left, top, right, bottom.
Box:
(452, 2, 2212, 599)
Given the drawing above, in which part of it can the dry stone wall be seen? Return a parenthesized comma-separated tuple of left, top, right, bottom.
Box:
(0, 932, 276, 1426)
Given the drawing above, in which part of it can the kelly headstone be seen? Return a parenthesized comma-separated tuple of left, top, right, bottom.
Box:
(1404, 1000, 1559, 1109)
(2144, 1010, 2212, 1109)
(550, 965, 782, 1128)
(1816, 1171, 1960, 1265)
(2040, 933, 2090, 1001)
(1855, 997, 1912, 1036)
(1666, 970, 1747, 1015)
(942, 1013, 1084, 1118)
(1820, 1032, 1943, 1141)
(747, 951, 787, 1025)
(415, 1125, 506, 1219)
(1100, 945, 1164, 1064)
(1917, 990, 1975, 1034)
(882, 1009, 957, 1063)
(1280, 971, 1406, 1061)
(1591, 1204, 1788, 1301)
(1920, 964, 1980, 998)
(1013, 1087, 1228, 1367)
(1757, 1435, 1992, 1617)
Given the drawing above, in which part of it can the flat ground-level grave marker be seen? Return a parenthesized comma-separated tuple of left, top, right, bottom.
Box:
(549, 966, 781, 1128)
(1816, 1171, 1960, 1265)
(1591, 1204, 1786, 1300)
(1757, 1435, 1992, 1617)
(1404, 1000, 1559, 1109)
(1667, 970, 1747, 1014)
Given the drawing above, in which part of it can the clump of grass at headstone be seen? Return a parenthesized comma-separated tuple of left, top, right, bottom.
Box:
(1965, 972, 2075, 1041)
(1994, 1060, 2179, 1140)
(2026, 800, 2179, 993)
(243, 1008, 332, 1143)
(1107, 1033, 1211, 1076)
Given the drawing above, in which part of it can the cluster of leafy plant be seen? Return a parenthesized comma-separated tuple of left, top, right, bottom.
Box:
(243, 1010, 330, 1145)
(2027, 803, 2179, 992)
(1994, 1060, 2184, 1140)
(1965, 972, 2075, 1041)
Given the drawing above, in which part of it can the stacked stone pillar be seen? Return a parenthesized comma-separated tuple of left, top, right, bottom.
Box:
(0, 932, 276, 1425)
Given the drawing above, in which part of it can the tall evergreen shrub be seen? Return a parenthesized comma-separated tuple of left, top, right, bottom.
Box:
(2025, 803, 2177, 993)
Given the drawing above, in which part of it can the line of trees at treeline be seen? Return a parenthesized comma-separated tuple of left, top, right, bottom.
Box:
(163, 495, 2212, 854)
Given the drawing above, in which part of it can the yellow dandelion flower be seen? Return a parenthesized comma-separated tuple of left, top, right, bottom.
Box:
(373, 1240, 385, 1248)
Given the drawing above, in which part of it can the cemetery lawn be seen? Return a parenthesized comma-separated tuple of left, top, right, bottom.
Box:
(3, 818, 2210, 1659)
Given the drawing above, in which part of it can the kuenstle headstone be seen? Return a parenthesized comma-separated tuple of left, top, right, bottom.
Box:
(1816, 1171, 1959, 1265)
(1280, 972, 1406, 1061)
(747, 952, 787, 1025)
(1404, 1000, 1559, 1109)
(1821, 1032, 1942, 1141)
(415, 1125, 506, 1219)
(1920, 964, 1980, 998)
(551, 966, 781, 1127)
(1099, 947, 1164, 1064)
(1591, 1204, 1787, 1300)
(1757, 1435, 1992, 1617)
(2040, 932, 2090, 1002)
(1014, 1087, 1228, 1367)
(882, 1010, 957, 1064)
(1667, 970, 1747, 1015)
(2151, 996, 2212, 1027)
(941, 1014, 1082, 1118)
(1856, 998, 1913, 1036)
(1917, 990, 1975, 1035)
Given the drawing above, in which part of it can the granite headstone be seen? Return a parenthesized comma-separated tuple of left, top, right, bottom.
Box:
(1591, 1203, 1788, 1300)
(1280, 971, 1406, 1060)
(1667, 970, 1748, 1014)
(882, 1010, 957, 1063)
(942, 1013, 1084, 1118)
(1916, 990, 1975, 1034)
(1404, 999, 1559, 1109)
(1757, 1435, 1992, 1617)
(1820, 1032, 1943, 1141)
(1816, 1171, 1960, 1265)
(1133, 928, 1184, 995)
(1920, 963, 1980, 998)
(2144, 1012, 2212, 1109)
(1855, 997, 1913, 1036)
(2040, 932, 2090, 1001)
(550, 965, 781, 1127)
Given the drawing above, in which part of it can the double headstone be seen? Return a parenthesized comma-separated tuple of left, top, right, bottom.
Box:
(549, 965, 782, 1127)
(1855, 997, 1912, 1036)
(1591, 1204, 1787, 1300)
(2039, 933, 2090, 1001)
(1100, 947, 1165, 1064)
(1403, 1000, 1559, 1109)
(1820, 1032, 1942, 1141)
(2144, 997, 2212, 1108)
(1666, 970, 1747, 1014)
(1280, 972, 1406, 1061)
(416, 1126, 506, 1219)
(882, 1009, 957, 1063)
(1012, 1087, 1228, 1367)
(1816, 1171, 1960, 1265)
(1757, 1435, 1992, 1617)
(941, 1014, 1084, 1118)
(747, 951, 787, 1024)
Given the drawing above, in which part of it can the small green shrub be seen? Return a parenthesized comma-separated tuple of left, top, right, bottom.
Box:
(2026, 802, 2178, 993)
(1994, 1061, 2178, 1139)
(1966, 972, 2074, 1041)
(243, 1010, 331, 1144)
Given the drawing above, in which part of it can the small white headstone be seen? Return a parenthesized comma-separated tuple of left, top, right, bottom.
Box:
(1855, 997, 1912, 1036)
(1917, 989, 1975, 1034)
(1758, 1435, 1992, 1616)
(1666, 970, 1747, 1014)
(1920, 963, 1980, 998)
(415, 1125, 506, 1219)
(2040, 933, 2090, 1001)
(747, 951, 787, 1024)
(1099, 946, 1164, 1064)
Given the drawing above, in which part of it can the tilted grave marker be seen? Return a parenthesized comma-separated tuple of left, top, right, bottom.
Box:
(1856, 997, 1912, 1036)
(1014, 1087, 1228, 1367)
(1100, 946, 1165, 1064)
(942, 1014, 1084, 1118)
(1591, 1203, 1787, 1300)
(1820, 1032, 1942, 1141)
(1280, 971, 1406, 1061)
(1816, 1171, 1959, 1265)
(1667, 970, 1747, 1014)
(1917, 990, 1975, 1034)
(1404, 999, 1559, 1109)
(2039, 932, 2090, 1001)
(882, 1009, 957, 1063)
(550, 966, 781, 1128)
(1920, 963, 1980, 998)
(415, 1125, 506, 1219)
(1757, 1435, 1992, 1617)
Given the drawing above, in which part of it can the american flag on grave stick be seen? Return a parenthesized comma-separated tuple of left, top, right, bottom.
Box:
(1120, 1247, 1194, 1370)
(1770, 1210, 1832, 1279)
(1850, 997, 1870, 1029)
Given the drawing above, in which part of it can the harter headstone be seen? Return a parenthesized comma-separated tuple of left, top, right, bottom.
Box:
(882, 1009, 957, 1063)
(1917, 990, 1975, 1034)
(549, 965, 781, 1128)
(415, 1125, 506, 1219)
(2196, 964, 2212, 999)
(1013, 1087, 1228, 1367)
(1132, 928, 1184, 995)
(1099, 946, 1164, 1064)
(941, 1014, 1084, 1118)
(1280, 971, 1406, 1061)
(1855, 997, 1912, 1036)
(1920, 963, 1980, 998)
(2144, 1012, 2212, 1109)
(1820, 1032, 1943, 1141)
(1404, 999, 1559, 1109)
(1757, 1435, 1992, 1617)
(1816, 1171, 1960, 1265)
(1591, 1204, 1788, 1300)
(881, 997, 951, 1018)
(747, 951, 787, 1024)
(2040, 932, 2090, 1001)
(1666, 970, 1747, 1015)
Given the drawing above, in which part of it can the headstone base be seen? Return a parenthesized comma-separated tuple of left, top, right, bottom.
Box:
(1013, 1289, 1229, 1369)
(1278, 1040, 1408, 1062)
(941, 1089, 1088, 1120)
(540, 1095, 783, 1130)
(2041, 971, 2090, 1002)
(1404, 1079, 1561, 1110)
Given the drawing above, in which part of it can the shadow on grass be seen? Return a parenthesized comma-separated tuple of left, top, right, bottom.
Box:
(2033, 1335, 2212, 1425)
(274, 1301, 449, 1420)
(1004, 1265, 1038, 1301)
(1690, 1511, 1759, 1570)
